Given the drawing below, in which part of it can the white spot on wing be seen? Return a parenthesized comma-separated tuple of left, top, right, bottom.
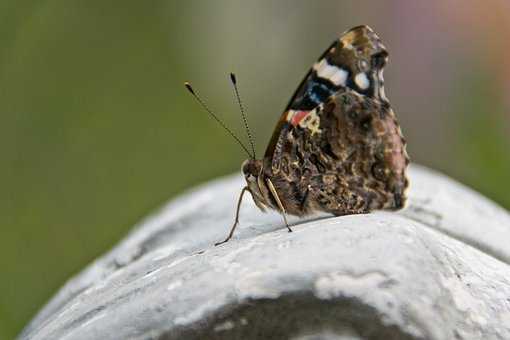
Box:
(354, 72, 370, 90)
(314, 59, 348, 86)
(329, 68, 348, 86)
(312, 59, 325, 73)
(314, 59, 335, 79)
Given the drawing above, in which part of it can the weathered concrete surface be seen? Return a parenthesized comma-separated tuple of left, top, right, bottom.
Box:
(20, 164, 510, 340)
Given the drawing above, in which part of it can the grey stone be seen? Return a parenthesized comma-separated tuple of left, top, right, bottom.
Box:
(20, 164, 510, 340)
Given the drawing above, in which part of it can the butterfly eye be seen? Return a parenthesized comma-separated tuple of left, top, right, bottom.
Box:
(372, 51, 388, 69)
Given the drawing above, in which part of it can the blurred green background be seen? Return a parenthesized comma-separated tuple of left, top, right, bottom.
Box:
(1, 1, 509, 338)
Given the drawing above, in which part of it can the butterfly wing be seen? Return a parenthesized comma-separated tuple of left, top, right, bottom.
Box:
(266, 25, 389, 159)
(263, 25, 409, 216)
(287, 25, 389, 110)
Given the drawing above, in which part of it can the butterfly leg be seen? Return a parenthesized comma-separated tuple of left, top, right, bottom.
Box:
(215, 186, 251, 246)
(266, 178, 293, 233)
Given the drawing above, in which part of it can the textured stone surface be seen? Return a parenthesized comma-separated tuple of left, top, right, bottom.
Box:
(20, 164, 510, 340)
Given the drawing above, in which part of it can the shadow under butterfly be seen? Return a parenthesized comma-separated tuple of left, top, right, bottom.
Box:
(185, 25, 409, 246)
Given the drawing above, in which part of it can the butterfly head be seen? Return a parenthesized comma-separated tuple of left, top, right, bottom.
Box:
(241, 159, 270, 210)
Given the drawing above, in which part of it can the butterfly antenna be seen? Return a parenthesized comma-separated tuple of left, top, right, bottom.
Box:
(229, 73, 256, 159)
(184, 82, 253, 159)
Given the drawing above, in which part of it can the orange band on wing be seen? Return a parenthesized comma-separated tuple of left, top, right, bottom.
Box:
(289, 110, 310, 126)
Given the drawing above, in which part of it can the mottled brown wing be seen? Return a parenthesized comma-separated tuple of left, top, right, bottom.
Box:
(264, 88, 409, 216)
(262, 26, 409, 216)
(265, 25, 390, 161)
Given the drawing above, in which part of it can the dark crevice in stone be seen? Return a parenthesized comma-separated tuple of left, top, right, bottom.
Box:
(159, 293, 426, 340)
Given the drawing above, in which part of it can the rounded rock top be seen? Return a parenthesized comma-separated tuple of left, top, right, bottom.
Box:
(20, 164, 510, 340)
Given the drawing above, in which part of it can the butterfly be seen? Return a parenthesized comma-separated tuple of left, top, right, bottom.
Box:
(185, 25, 409, 245)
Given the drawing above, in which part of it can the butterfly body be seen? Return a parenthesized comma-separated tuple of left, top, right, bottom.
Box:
(185, 25, 409, 245)
(241, 25, 408, 220)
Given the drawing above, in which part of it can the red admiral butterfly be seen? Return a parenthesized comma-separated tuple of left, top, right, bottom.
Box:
(185, 25, 409, 246)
